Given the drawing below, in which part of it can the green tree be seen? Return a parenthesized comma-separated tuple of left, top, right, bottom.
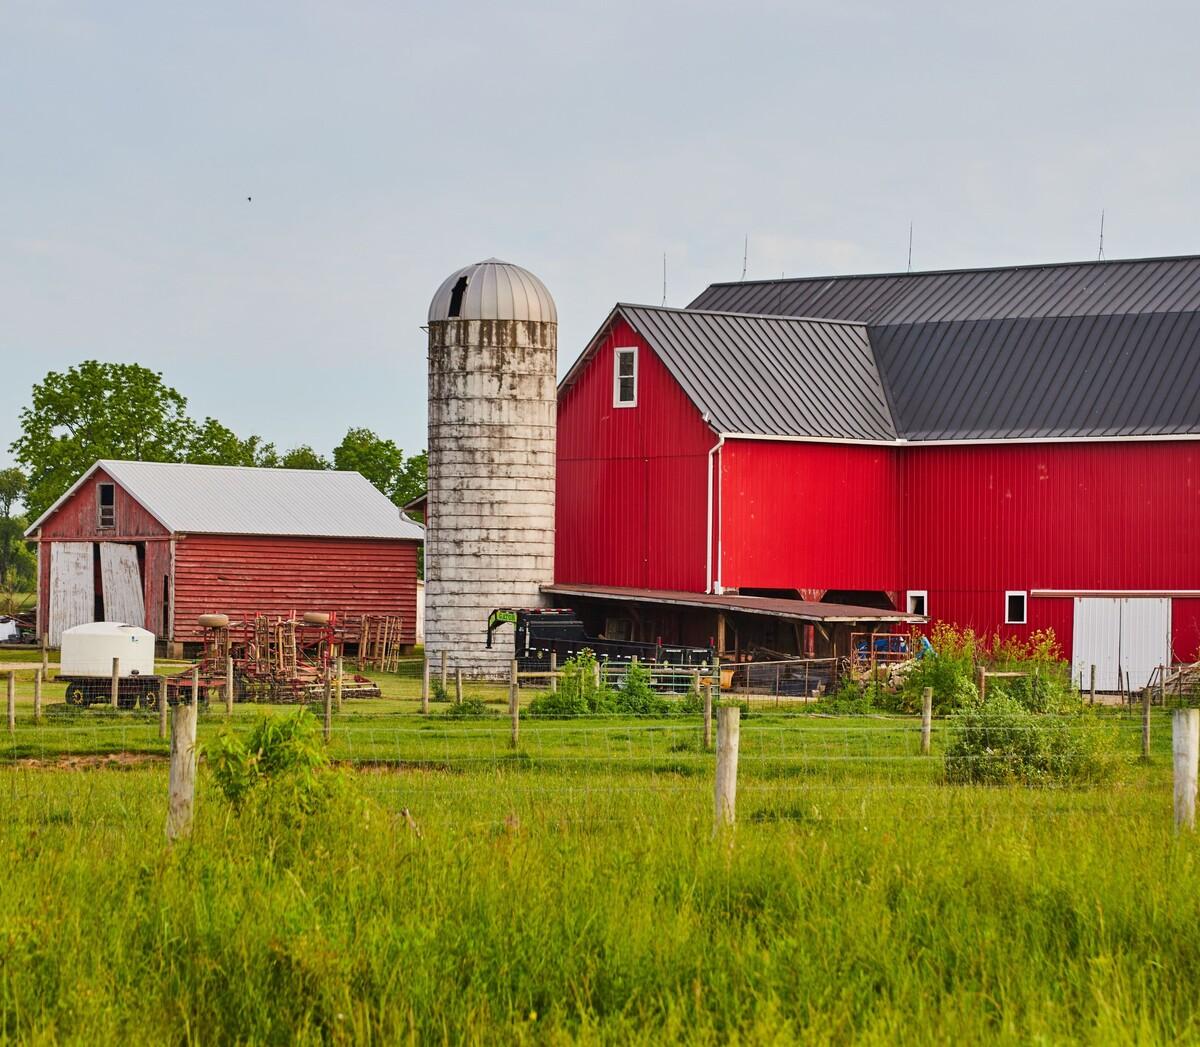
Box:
(0, 468, 35, 593)
(11, 361, 194, 518)
(188, 418, 278, 467)
(277, 445, 331, 470)
(332, 427, 426, 506)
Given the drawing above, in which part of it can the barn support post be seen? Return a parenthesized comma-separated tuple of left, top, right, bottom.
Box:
(455, 668, 463, 705)
(166, 702, 197, 841)
(420, 655, 430, 714)
(33, 670, 42, 724)
(702, 683, 713, 751)
(323, 674, 333, 744)
(111, 657, 120, 709)
(713, 705, 740, 834)
(550, 651, 558, 693)
(921, 686, 933, 755)
(509, 659, 520, 749)
(1142, 686, 1152, 761)
(1172, 709, 1199, 832)
(158, 677, 168, 740)
(225, 656, 234, 718)
(6, 671, 14, 734)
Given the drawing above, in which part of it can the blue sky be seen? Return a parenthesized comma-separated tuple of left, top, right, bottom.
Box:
(4, 0, 1200, 469)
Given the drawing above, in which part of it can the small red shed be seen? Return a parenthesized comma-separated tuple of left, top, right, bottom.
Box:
(25, 460, 424, 650)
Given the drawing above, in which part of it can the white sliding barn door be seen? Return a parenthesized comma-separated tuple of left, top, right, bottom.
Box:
(49, 542, 94, 646)
(1072, 597, 1170, 691)
(99, 543, 145, 628)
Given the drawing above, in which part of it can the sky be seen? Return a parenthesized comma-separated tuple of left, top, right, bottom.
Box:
(4, 0, 1200, 471)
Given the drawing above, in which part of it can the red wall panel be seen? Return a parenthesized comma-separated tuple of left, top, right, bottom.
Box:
(172, 534, 419, 644)
(556, 317, 714, 592)
(719, 440, 901, 594)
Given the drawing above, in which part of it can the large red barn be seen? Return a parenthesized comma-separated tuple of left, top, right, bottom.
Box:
(554, 255, 1200, 689)
(25, 460, 423, 651)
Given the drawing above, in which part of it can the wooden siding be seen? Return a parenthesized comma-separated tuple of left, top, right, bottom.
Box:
(38, 467, 170, 540)
(171, 534, 419, 644)
(556, 317, 716, 591)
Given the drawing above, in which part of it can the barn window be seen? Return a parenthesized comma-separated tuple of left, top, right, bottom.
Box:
(97, 483, 116, 529)
(1005, 591, 1027, 625)
(906, 590, 927, 617)
(613, 347, 637, 407)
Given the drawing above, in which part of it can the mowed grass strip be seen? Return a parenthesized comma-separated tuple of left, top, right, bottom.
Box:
(0, 694, 1195, 1043)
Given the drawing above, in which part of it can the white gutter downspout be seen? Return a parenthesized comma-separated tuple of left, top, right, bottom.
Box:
(705, 432, 725, 594)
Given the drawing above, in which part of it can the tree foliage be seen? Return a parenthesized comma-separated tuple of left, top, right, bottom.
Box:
(332, 428, 426, 507)
(0, 468, 35, 594)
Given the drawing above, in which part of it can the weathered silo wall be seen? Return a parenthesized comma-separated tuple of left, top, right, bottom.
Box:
(424, 261, 557, 676)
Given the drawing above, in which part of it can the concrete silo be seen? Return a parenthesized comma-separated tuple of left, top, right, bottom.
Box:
(424, 259, 557, 675)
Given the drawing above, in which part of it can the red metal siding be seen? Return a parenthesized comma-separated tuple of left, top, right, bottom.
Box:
(171, 534, 419, 644)
(556, 317, 715, 592)
(34, 467, 171, 637)
(719, 440, 901, 594)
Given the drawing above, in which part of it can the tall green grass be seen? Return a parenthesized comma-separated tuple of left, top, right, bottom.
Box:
(0, 701, 1194, 1043)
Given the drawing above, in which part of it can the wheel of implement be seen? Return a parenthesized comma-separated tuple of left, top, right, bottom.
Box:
(302, 612, 330, 626)
(142, 687, 158, 712)
(198, 614, 230, 629)
(67, 685, 88, 708)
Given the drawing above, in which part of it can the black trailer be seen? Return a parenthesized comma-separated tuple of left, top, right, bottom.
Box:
(486, 607, 714, 672)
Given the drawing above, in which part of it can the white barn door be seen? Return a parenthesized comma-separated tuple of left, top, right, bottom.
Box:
(49, 542, 94, 646)
(1073, 597, 1170, 691)
(99, 544, 145, 628)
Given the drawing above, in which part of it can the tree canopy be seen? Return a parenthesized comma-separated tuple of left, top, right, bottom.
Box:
(10, 361, 427, 519)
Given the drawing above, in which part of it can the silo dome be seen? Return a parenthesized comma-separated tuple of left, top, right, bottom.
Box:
(428, 258, 557, 324)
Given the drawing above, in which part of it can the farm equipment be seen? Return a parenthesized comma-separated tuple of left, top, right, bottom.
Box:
(57, 622, 184, 709)
(486, 607, 715, 672)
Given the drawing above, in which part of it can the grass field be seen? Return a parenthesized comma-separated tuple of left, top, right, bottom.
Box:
(0, 652, 1196, 1043)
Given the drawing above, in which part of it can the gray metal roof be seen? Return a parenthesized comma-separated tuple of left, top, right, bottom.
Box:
(564, 304, 897, 441)
(687, 254, 1200, 440)
(27, 460, 425, 540)
(428, 258, 557, 324)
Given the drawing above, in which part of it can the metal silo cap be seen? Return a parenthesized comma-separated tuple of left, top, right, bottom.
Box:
(428, 258, 557, 324)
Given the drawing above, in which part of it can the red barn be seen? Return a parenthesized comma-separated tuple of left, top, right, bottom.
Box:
(25, 460, 424, 651)
(555, 255, 1200, 689)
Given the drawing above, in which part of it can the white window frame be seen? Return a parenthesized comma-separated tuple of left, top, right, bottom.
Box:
(906, 590, 928, 616)
(613, 346, 638, 408)
(1005, 590, 1028, 625)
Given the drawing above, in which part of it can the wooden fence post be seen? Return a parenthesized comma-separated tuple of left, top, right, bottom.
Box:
(225, 656, 235, 717)
(191, 666, 199, 708)
(921, 686, 933, 755)
(111, 656, 121, 708)
(6, 671, 14, 734)
(509, 659, 519, 749)
(335, 656, 344, 712)
(440, 651, 448, 691)
(455, 668, 463, 705)
(593, 662, 602, 690)
(1089, 664, 1096, 706)
(714, 705, 741, 833)
(158, 676, 169, 740)
(1160, 666, 1167, 708)
(976, 665, 986, 703)
(1172, 708, 1199, 832)
(323, 674, 333, 743)
(691, 669, 700, 699)
(703, 683, 713, 751)
(166, 702, 198, 841)
(40, 632, 48, 674)
(550, 651, 558, 693)
(33, 669, 42, 724)
(421, 655, 430, 714)
(1142, 686, 1152, 761)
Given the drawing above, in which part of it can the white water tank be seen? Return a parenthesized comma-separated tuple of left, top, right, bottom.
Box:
(60, 622, 156, 678)
(425, 259, 557, 676)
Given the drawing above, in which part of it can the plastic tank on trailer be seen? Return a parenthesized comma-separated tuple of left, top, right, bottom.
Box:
(60, 622, 156, 678)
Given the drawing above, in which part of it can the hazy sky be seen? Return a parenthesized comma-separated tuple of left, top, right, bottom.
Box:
(4, 0, 1200, 470)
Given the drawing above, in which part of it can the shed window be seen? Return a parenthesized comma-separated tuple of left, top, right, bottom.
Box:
(1005, 591, 1027, 625)
(906, 590, 927, 617)
(613, 347, 637, 407)
(97, 483, 116, 529)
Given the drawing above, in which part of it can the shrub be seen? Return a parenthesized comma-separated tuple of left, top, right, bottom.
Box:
(430, 680, 451, 703)
(442, 696, 493, 719)
(206, 709, 332, 815)
(901, 623, 980, 714)
(613, 661, 671, 716)
(527, 650, 617, 719)
(944, 697, 1121, 786)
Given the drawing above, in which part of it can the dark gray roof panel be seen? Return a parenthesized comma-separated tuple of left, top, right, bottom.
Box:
(613, 305, 897, 441)
(690, 255, 1200, 324)
(686, 255, 1200, 441)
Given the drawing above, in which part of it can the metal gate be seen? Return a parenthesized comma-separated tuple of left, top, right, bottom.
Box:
(1072, 597, 1170, 691)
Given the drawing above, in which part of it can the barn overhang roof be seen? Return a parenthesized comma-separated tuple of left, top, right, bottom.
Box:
(542, 584, 923, 624)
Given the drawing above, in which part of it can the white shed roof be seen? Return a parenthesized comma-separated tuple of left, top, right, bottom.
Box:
(27, 460, 425, 541)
